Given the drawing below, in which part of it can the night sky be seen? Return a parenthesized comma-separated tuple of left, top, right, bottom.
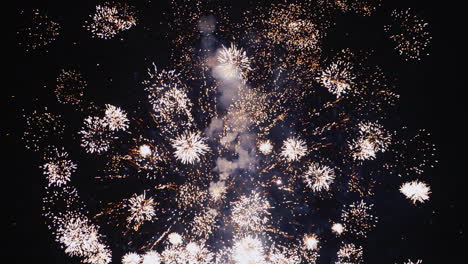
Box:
(8, 0, 465, 263)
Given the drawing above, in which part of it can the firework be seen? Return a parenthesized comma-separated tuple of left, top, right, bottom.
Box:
(142, 251, 162, 264)
(55, 69, 87, 106)
(79, 116, 116, 153)
(303, 234, 320, 251)
(122, 252, 141, 264)
(400, 180, 431, 204)
(215, 43, 252, 82)
(258, 139, 273, 155)
(86, 3, 136, 39)
(336, 243, 364, 264)
(317, 61, 355, 98)
(280, 137, 307, 162)
(331, 223, 345, 235)
(168, 232, 183, 245)
(171, 131, 210, 164)
(42, 148, 77, 187)
(350, 121, 391, 161)
(341, 200, 377, 237)
(232, 235, 267, 264)
(209, 180, 227, 201)
(17, 9, 60, 52)
(231, 192, 271, 231)
(126, 193, 157, 230)
(385, 9, 431, 61)
(303, 163, 336, 192)
(21, 1, 438, 263)
(103, 104, 129, 131)
(56, 214, 111, 264)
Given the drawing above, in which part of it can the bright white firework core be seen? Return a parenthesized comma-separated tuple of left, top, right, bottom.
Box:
(171, 132, 210, 164)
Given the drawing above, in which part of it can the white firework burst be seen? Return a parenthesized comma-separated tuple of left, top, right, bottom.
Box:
(209, 180, 227, 201)
(122, 252, 141, 264)
(400, 180, 431, 204)
(216, 43, 251, 82)
(168, 232, 183, 245)
(232, 235, 267, 264)
(304, 163, 335, 192)
(79, 116, 115, 153)
(142, 250, 162, 264)
(126, 193, 156, 230)
(331, 223, 344, 235)
(231, 192, 270, 231)
(350, 121, 391, 161)
(56, 215, 111, 263)
(258, 139, 273, 155)
(280, 137, 307, 162)
(336, 243, 363, 264)
(138, 144, 152, 158)
(303, 234, 319, 251)
(318, 61, 355, 98)
(171, 131, 210, 164)
(86, 4, 136, 39)
(103, 104, 129, 131)
(42, 150, 77, 187)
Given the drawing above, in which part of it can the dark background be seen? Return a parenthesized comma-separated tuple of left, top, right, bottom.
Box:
(7, 0, 464, 263)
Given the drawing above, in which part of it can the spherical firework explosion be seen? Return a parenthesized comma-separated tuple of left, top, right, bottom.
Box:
(19, 0, 438, 263)
(399, 180, 431, 204)
(171, 131, 210, 164)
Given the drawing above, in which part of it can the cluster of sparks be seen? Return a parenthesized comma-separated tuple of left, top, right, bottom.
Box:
(86, 3, 137, 39)
(384, 9, 431, 61)
(19, 0, 438, 263)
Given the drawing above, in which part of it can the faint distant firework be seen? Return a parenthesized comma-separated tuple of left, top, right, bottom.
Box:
(17, 9, 60, 52)
(56, 69, 87, 106)
(385, 9, 431, 61)
(19, 0, 438, 263)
